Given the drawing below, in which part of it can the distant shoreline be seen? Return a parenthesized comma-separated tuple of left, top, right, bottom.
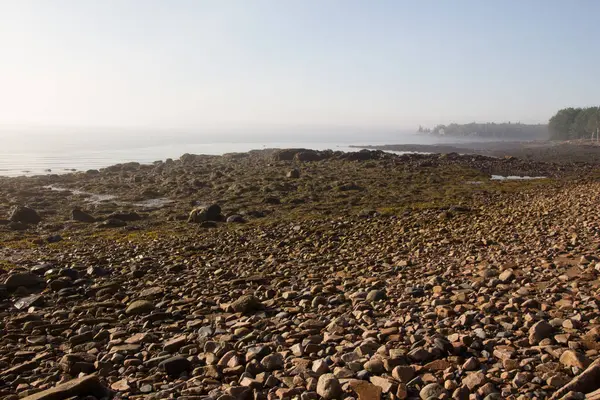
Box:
(352, 139, 600, 164)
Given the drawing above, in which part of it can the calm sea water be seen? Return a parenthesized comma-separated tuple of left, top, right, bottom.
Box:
(0, 128, 472, 177)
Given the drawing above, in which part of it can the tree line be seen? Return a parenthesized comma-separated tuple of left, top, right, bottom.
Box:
(428, 122, 547, 140)
(548, 107, 600, 140)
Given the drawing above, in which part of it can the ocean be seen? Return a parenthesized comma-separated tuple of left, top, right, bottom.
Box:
(0, 128, 472, 177)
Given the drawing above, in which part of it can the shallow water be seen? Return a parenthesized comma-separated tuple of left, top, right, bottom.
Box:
(44, 185, 173, 209)
(490, 175, 546, 180)
(44, 185, 117, 203)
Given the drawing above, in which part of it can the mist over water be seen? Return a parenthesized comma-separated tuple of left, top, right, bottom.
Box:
(0, 127, 485, 177)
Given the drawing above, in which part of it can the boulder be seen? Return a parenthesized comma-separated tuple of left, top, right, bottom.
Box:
(71, 209, 96, 223)
(295, 150, 326, 162)
(529, 320, 554, 345)
(226, 214, 246, 223)
(5, 273, 44, 292)
(9, 206, 41, 224)
(366, 289, 386, 302)
(159, 356, 192, 378)
(231, 295, 262, 314)
(286, 169, 300, 178)
(188, 204, 222, 223)
(316, 374, 342, 400)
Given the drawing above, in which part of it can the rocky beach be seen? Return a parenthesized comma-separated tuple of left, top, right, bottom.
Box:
(3, 147, 600, 400)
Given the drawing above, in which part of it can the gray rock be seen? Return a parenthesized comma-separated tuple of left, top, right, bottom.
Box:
(420, 383, 446, 399)
(261, 352, 284, 371)
(366, 289, 386, 302)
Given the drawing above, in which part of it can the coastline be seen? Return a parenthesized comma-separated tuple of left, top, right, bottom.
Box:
(352, 139, 600, 164)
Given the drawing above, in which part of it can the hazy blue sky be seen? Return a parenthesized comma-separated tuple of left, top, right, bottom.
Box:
(1, 0, 598, 130)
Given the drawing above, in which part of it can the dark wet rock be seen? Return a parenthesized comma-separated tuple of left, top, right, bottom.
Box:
(159, 356, 192, 378)
(87, 266, 109, 276)
(47, 234, 62, 243)
(226, 214, 246, 223)
(273, 149, 303, 161)
(9, 205, 41, 224)
(295, 150, 327, 162)
(30, 263, 53, 275)
(108, 211, 141, 221)
(8, 221, 28, 230)
(71, 209, 96, 222)
(5, 273, 44, 292)
(188, 204, 222, 223)
(263, 196, 281, 205)
(337, 182, 362, 191)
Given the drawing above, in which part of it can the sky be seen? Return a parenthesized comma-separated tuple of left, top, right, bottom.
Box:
(1, 0, 599, 131)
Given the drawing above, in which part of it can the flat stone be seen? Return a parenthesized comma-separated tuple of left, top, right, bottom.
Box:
(348, 379, 382, 400)
(462, 371, 487, 390)
(560, 350, 591, 369)
(163, 335, 187, 353)
(369, 376, 396, 393)
(125, 300, 154, 315)
(21, 376, 109, 400)
(5, 273, 43, 292)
